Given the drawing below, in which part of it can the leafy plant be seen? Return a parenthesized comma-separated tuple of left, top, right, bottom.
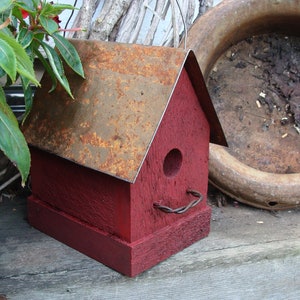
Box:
(0, 0, 85, 186)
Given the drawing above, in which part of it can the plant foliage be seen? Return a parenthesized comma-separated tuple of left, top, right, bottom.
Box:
(0, 0, 84, 186)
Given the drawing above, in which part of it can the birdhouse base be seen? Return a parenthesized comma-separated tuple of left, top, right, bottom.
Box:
(27, 195, 211, 277)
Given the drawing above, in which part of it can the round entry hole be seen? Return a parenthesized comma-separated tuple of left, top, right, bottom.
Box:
(163, 149, 183, 177)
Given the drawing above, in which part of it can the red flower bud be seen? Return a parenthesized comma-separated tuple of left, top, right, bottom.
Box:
(52, 15, 61, 26)
(21, 9, 29, 19)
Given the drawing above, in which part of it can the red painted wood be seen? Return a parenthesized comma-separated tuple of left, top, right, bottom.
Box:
(28, 194, 211, 277)
(28, 67, 212, 276)
(28, 195, 133, 276)
(130, 68, 210, 241)
(30, 147, 132, 241)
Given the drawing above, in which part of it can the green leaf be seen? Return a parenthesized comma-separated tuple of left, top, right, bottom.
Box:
(40, 3, 75, 18)
(33, 47, 57, 93)
(4, 73, 14, 87)
(50, 3, 77, 14)
(20, 75, 33, 124)
(0, 87, 30, 185)
(14, 0, 37, 13)
(0, 39, 16, 82)
(16, 64, 37, 88)
(11, 6, 30, 28)
(52, 32, 85, 78)
(17, 28, 34, 49)
(0, 0, 12, 13)
(0, 30, 39, 86)
(11, 5, 23, 19)
(40, 40, 73, 98)
(0, 66, 6, 78)
(39, 15, 59, 35)
(0, 26, 14, 38)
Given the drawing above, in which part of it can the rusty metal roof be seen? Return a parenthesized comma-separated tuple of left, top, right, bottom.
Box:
(22, 40, 226, 183)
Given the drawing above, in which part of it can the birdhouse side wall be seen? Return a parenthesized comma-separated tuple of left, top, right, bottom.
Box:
(29, 147, 132, 240)
(129, 67, 211, 242)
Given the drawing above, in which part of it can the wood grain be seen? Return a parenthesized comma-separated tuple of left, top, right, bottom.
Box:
(0, 194, 299, 299)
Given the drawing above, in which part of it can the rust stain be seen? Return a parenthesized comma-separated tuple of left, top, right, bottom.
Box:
(86, 41, 182, 87)
(22, 40, 194, 182)
(80, 132, 108, 148)
(116, 77, 126, 100)
(89, 63, 98, 69)
(78, 147, 93, 166)
(82, 98, 90, 105)
(80, 122, 90, 128)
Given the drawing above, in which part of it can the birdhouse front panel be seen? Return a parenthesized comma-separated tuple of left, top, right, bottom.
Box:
(129, 67, 211, 242)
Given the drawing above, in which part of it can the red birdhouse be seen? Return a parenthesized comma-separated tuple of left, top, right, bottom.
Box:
(22, 40, 226, 277)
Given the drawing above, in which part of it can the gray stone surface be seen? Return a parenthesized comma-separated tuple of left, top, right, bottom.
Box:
(0, 190, 299, 299)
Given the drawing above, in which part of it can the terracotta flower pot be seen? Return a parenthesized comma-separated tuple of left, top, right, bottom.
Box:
(186, 0, 300, 210)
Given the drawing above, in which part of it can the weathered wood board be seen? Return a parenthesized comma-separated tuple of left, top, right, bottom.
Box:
(0, 191, 299, 299)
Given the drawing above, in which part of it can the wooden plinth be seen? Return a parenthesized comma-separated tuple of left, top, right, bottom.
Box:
(28, 195, 211, 277)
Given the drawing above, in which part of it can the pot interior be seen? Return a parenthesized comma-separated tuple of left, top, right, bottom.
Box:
(206, 19, 300, 174)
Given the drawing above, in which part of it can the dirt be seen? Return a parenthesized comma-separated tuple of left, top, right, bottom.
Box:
(207, 33, 300, 174)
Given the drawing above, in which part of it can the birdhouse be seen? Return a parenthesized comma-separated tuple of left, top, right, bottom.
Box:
(22, 40, 226, 277)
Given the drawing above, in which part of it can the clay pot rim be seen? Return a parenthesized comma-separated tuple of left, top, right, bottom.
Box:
(186, 0, 300, 210)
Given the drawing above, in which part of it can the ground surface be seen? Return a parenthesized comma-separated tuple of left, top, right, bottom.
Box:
(0, 188, 299, 300)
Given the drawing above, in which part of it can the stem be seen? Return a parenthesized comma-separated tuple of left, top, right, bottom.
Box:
(0, 173, 21, 192)
(0, 18, 11, 30)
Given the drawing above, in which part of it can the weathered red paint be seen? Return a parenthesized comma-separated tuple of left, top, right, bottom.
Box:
(28, 195, 211, 277)
(24, 41, 226, 276)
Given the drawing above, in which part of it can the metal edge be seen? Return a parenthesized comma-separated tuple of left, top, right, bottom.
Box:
(184, 50, 228, 147)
